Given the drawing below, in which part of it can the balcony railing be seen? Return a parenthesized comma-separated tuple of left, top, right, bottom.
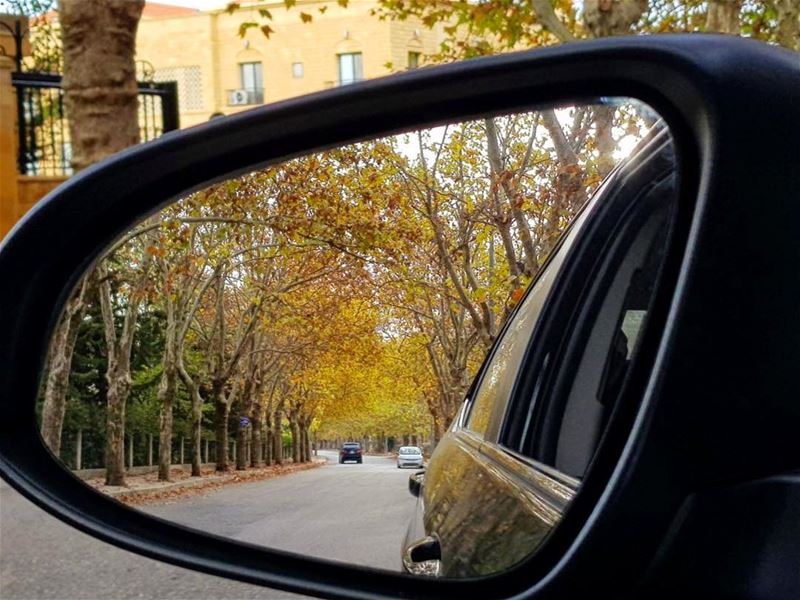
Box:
(226, 88, 264, 106)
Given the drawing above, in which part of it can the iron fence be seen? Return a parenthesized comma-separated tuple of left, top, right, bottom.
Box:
(12, 72, 179, 176)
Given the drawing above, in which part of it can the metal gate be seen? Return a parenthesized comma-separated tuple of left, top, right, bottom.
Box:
(12, 72, 179, 176)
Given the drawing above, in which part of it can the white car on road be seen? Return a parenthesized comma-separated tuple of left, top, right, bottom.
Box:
(397, 446, 424, 469)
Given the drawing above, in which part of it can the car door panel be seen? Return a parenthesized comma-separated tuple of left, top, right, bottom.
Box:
(420, 429, 576, 577)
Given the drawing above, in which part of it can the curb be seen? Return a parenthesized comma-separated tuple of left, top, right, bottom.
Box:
(102, 460, 327, 502)
(105, 475, 228, 499)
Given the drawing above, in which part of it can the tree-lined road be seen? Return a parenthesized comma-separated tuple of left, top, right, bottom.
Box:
(1, 452, 417, 599)
(144, 450, 416, 569)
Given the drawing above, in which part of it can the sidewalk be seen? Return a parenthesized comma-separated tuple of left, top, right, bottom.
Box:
(86, 457, 327, 505)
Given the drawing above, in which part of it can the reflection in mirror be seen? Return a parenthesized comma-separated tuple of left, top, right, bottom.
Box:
(38, 99, 674, 577)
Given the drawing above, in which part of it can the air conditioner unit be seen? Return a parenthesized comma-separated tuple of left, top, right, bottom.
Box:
(229, 89, 249, 105)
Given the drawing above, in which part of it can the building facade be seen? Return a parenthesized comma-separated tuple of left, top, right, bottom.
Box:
(136, 0, 443, 128)
(1, 1, 443, 237)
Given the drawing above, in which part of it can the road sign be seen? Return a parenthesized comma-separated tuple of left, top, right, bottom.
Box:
(239, 416, 250, 428)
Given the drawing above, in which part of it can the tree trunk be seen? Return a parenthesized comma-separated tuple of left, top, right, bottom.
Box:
(60, 0, 145, 171)
(236, 422, 248, 470)
(204, 439, 209, 464)
(147, 434, 153, 466)
(264, 416, 274, 466)
(250, 407, 263, 467)
(127, 433, 134, 470)
(706, 0, 742, 34)
(40, 275, 91, 456)
(98, 254, 150, 487)
(593, 105, 616, 178)
(75, 429, 82, 470)
(582, 0, 648, 38)
(298, 420, 307, 463)
(189, 383, 203, 476)
(272, 408, 284, 465)
(770, 0, 800, 50)
(289, 410, 300, 464)
(179, 436, 184, 466)
(157, 365, 176, 481)
(104, 376, 128, 486)
(215, 400, 230, 471)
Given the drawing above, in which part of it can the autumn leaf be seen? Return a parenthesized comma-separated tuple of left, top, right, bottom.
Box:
(145, 245, 166, 258)
(261, 24, 275, 38)
(225, 2, 240, 14)
(238, 22, 258, 37)
(300, 12, 313, 23)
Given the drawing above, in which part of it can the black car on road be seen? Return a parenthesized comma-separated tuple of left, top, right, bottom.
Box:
(339, 442, 363, 464)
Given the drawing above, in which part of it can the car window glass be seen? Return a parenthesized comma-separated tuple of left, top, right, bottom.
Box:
(465, 208, 592, 438)
(551, 174, 674, 478)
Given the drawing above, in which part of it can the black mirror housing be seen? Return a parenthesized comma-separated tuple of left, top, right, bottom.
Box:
(2, 35, 800, 600)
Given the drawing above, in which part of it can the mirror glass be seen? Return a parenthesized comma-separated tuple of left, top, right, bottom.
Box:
(38, 99, 676, 578)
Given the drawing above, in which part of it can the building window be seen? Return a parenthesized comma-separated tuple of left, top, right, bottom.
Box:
(229, 62, 264, 105)
(292, 62, 304, 79)
(240, 62, 263, 93)
(337, 52, 363, 86)
(154, 65, 203, 111)
(408, 51, 421, 69)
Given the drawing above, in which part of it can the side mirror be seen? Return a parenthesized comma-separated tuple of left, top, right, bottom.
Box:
(2, 35, 799, 600)
(409, 471, 425, 498)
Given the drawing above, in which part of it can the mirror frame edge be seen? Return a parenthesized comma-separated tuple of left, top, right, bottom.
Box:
(1, 34, 789, 600)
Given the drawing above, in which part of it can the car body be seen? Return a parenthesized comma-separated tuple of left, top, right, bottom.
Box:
(1, 36, 799, 600)
(396, 447, 424, 469)
(339, 442, 363, 464)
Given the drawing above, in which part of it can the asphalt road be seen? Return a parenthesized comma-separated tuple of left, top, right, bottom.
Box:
(144, 450, 416, 569)
(1, 451, 418, 599)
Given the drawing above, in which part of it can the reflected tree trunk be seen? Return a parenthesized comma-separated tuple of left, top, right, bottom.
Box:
(214, 395, 231, 471)
(272, 405, 284, 465)
(40, 274, 92, 456)
(236, 422, 248, 470)
(75, 429, 82, 470)
(251, 403, 263, 467)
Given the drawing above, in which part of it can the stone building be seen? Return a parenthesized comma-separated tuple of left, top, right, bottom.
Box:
(135, 0, 442, 127)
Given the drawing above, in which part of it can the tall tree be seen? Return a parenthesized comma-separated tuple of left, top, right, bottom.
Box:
(97, 247, 153, 486)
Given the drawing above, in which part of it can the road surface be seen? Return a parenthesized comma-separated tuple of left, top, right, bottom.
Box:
(144, 450, 416, 569)
(1, 451, 418, 599)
